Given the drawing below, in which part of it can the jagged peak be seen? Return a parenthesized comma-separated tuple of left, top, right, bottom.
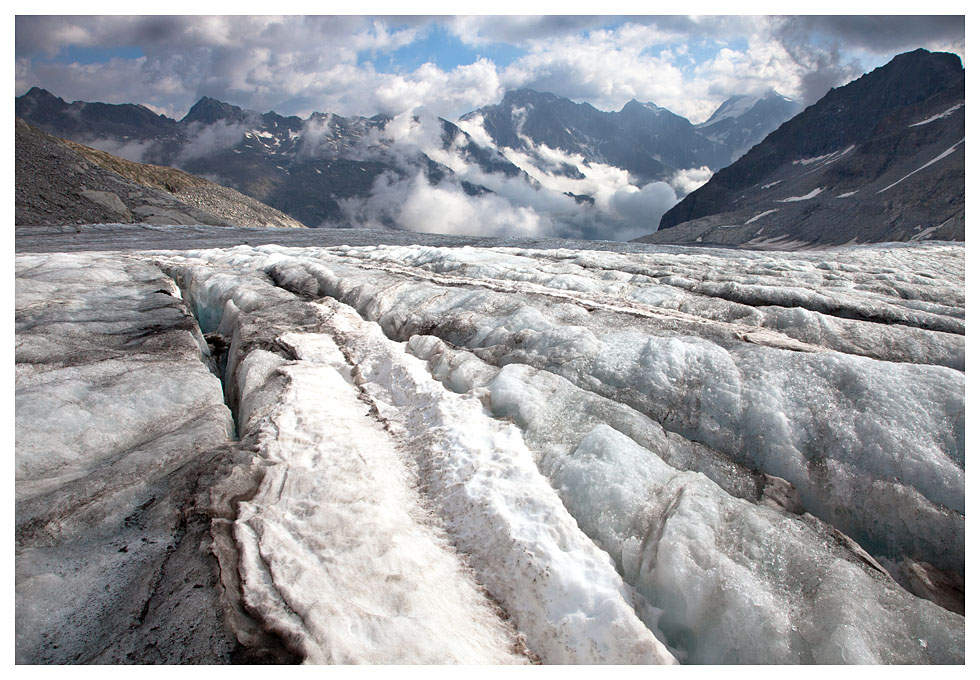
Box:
(20, 86, 59, 99)
(500, 88, 561, 106)
(620, 99, 664, 114)
(181, 95, 248, 124)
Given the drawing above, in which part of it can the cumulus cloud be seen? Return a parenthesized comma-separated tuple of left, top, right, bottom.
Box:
(669, 166, 714, 196)
(336, 171, 556, 238)
(16, 15, 966, 126)
(16, 16, 440, 119)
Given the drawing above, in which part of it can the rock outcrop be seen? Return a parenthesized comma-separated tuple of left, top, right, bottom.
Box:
(16, 118, 306, 229)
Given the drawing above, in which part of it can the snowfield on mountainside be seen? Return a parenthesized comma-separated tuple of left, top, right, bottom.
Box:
(15, 228, 964, 663)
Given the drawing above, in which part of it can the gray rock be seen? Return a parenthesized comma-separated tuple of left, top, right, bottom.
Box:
(16, 117, 307, 229)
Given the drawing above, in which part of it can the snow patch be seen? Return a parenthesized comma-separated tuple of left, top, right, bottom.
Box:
(909, 102, 964, 127)
(877, 139, 965, 194)
(777, 187, 823, 202)
(745, 209, 778, 224)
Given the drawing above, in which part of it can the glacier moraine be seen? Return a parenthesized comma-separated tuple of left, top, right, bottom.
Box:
(15, 227, 965, 663)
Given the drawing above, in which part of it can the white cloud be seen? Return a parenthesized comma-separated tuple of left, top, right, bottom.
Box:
(83, 137, 156, 164)
(337, 171, 555, 238)
(669, 166, 714, 196)
(606, 182, 679, 240)
(15, 15, 966, 125)
(176, 121, 252, 164)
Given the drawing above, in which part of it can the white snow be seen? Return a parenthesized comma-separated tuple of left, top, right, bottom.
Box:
(699, 94, 761, 125)
(745, 209, 778, 224)
(777, 187, 823, 202)
(877, 139, 965, 194)
(793, 146, 855, 168)
(909, 102, 964, 127)
(910, 225, 941, 241)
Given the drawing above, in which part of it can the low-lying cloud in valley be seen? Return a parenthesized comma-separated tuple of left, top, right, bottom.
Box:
(319, 112, 693, 240)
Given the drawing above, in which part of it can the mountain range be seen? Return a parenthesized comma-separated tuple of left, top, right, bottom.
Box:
(459, 88, 800, 183)
(639, 49, 965, 247)
(15, 49, 963, 247)
(16, 85, 799, 232)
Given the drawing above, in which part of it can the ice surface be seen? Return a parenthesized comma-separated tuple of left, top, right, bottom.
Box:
(16, 231, 965, 664)
(15, 253, 237, 663)
(407, 336, 963, 662)
(160, 242, 964, 576)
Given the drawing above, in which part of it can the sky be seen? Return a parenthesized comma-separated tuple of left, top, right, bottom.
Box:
(13, 7, 966, 125)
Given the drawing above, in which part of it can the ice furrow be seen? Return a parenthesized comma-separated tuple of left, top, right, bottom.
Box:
(307, 299, 679, 664)
(224, 340, 532, 663)
(405, 335, 964, 661)
(322, 243, 964, 367)
(329, 257, 827, 354)
(164, 255, 678, 662)
(271, 249, 962, 574)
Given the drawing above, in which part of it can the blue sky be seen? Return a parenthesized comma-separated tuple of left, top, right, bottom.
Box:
(15, 12, 966, 123)
(361, 23, 527, 73)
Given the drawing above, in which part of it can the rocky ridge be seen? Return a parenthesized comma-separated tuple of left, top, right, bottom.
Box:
(460, 88, 801, 184)
(15, 118, 306, 229)
(641, 49, 964, 247)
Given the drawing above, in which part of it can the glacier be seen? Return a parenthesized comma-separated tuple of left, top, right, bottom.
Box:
(15, 227, 965, 664)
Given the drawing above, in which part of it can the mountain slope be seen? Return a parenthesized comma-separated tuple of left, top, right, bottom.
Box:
(16, 118, 306, 228)
(642, 49, 964, 247)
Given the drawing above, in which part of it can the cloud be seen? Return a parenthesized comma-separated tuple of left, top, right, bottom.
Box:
(16, 15, 966, 126)
(669, 166, 714, 196)
(176, 121, 252, 164)
(15, 16, 444, 119)
(316, 111, 677, 241)
(609, 182, 677, 225)
(335, 171, 556, 238)
(384, 113, 680, 240)
(83, 137, 156, 164)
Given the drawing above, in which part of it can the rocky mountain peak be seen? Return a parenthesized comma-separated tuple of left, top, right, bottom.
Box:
(182, 96, 251, 125)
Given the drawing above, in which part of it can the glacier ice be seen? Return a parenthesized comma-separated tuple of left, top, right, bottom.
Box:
(15, 253, 238, 663)
(15, 231, 965, 664)
(408, 337, 963, 662)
